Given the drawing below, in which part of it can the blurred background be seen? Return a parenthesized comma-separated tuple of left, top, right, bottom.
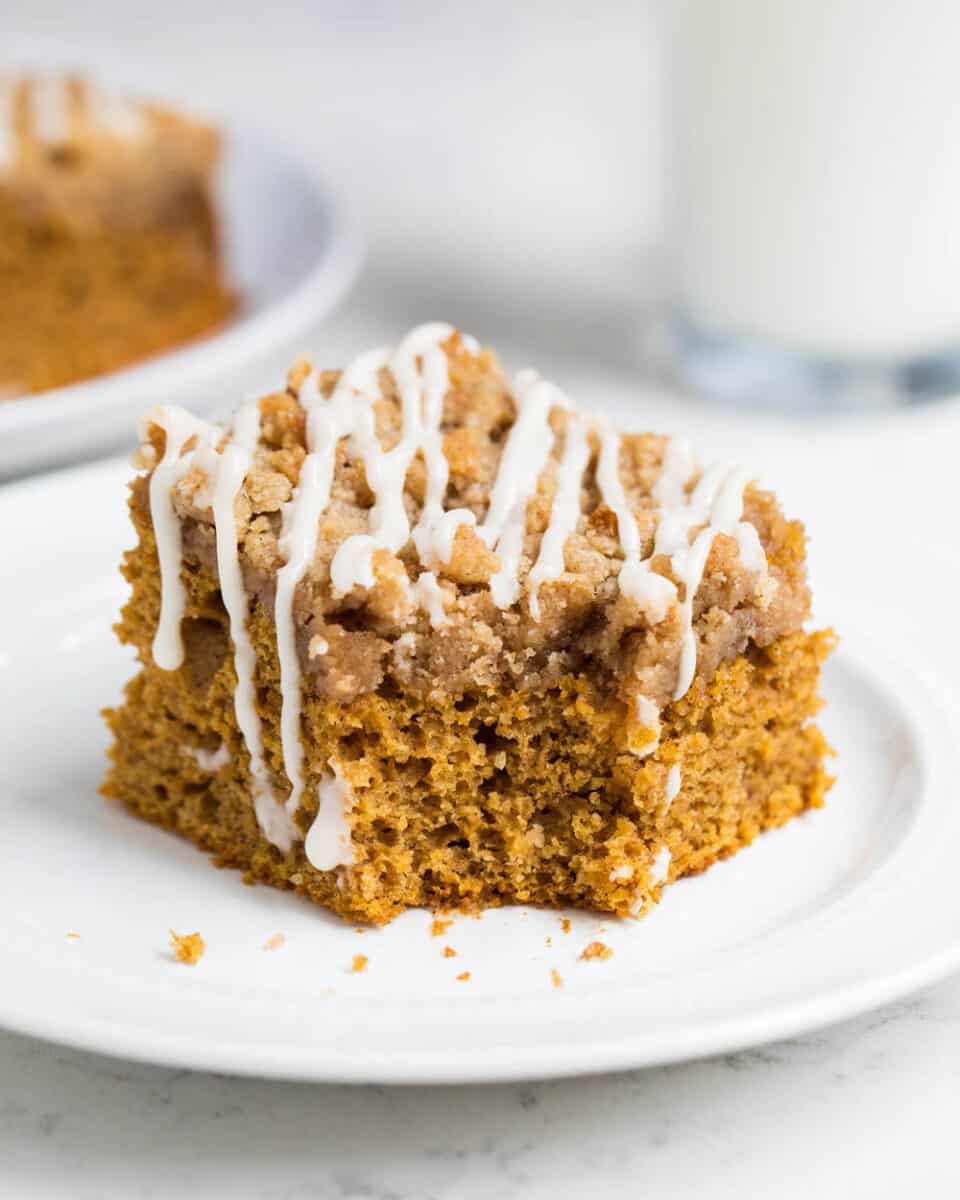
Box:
(10, 0, 665, 379)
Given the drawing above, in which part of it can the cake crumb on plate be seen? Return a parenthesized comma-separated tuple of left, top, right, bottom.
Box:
(263, 933, 285, 951)
(351, 954, 368, 973)
(431, 917, 453, 937)
(580, 940, 613, 962)
(456, 971, 471, 982)
(443, 945, 457, 958)
(65, 932, 80, 942)
(169, 930, 206, 965)
(561, 919, 571, 934)
(551, 968, 563, 988)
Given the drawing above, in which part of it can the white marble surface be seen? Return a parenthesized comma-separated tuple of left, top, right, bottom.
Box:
(5, 2, 960, 1194)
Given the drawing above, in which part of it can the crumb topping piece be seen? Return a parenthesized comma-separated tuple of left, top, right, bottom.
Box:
(351, 953, 368, 973)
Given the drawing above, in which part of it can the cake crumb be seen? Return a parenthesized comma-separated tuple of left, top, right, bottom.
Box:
(561, 918, 571, 934)
(169, 930, 206, 965)
(456, 971, 471, 982)
(431, 917, 453, 937)
(66, 932, 81, 942)
(580, 940, 613, 962)
(551, 968, 563, 988)
(443, 945, 458, 958)
(545, 936, 552, 947)
(263, 933, 285, 952)
(351, 954, 368, 974)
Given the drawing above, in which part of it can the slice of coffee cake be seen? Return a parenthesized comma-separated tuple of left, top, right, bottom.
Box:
(0, 74, 236, 397)
(103, 324, 833, 925)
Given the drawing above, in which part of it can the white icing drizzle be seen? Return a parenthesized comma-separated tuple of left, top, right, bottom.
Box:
(650, 845, 672, 886)
(410, 328, 477, 567)
(274, 378, 352, 826)
(305, 761, 355, 871)
(186, 742, 231, 772)
(595, 423, 677, 623)
(599, 429, 768, 704)
(410, 571, 449, 628)
(86, 84, 146, 140)
(664, 764, 682, 813)
(652, 459, 766, 701)
(30, 77, 69, 144)
(631, 694, 661, 758)
(480, 369, 558, 609)
(210, 402, 298, 852)
(331, 324, 459, 596)
(143, 406, 218, 670)
(274, 326, 454, 825)
(528, 411, 590, 621)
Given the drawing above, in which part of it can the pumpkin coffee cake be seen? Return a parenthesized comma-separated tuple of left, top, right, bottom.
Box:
(103, 324, 834, 925)
(0, 74, 235, 397)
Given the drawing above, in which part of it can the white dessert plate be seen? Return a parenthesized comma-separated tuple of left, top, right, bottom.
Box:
(0, 125, 362, 480)
(1, 457, 959, 1084)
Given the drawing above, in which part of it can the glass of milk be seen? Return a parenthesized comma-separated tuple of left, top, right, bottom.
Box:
(663, 0, 960, 408)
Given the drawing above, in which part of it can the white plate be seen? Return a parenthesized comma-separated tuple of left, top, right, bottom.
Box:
(0, 125, 362, 480)
(1, 458, 959, 1084)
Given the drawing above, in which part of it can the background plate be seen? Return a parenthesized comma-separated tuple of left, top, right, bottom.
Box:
(1, 459, 958, 1083)
(0, 125, 362, 479)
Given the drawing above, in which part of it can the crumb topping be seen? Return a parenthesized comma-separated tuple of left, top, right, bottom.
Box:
(135, 323, 812, 863)
(144, 327, 807, 715)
